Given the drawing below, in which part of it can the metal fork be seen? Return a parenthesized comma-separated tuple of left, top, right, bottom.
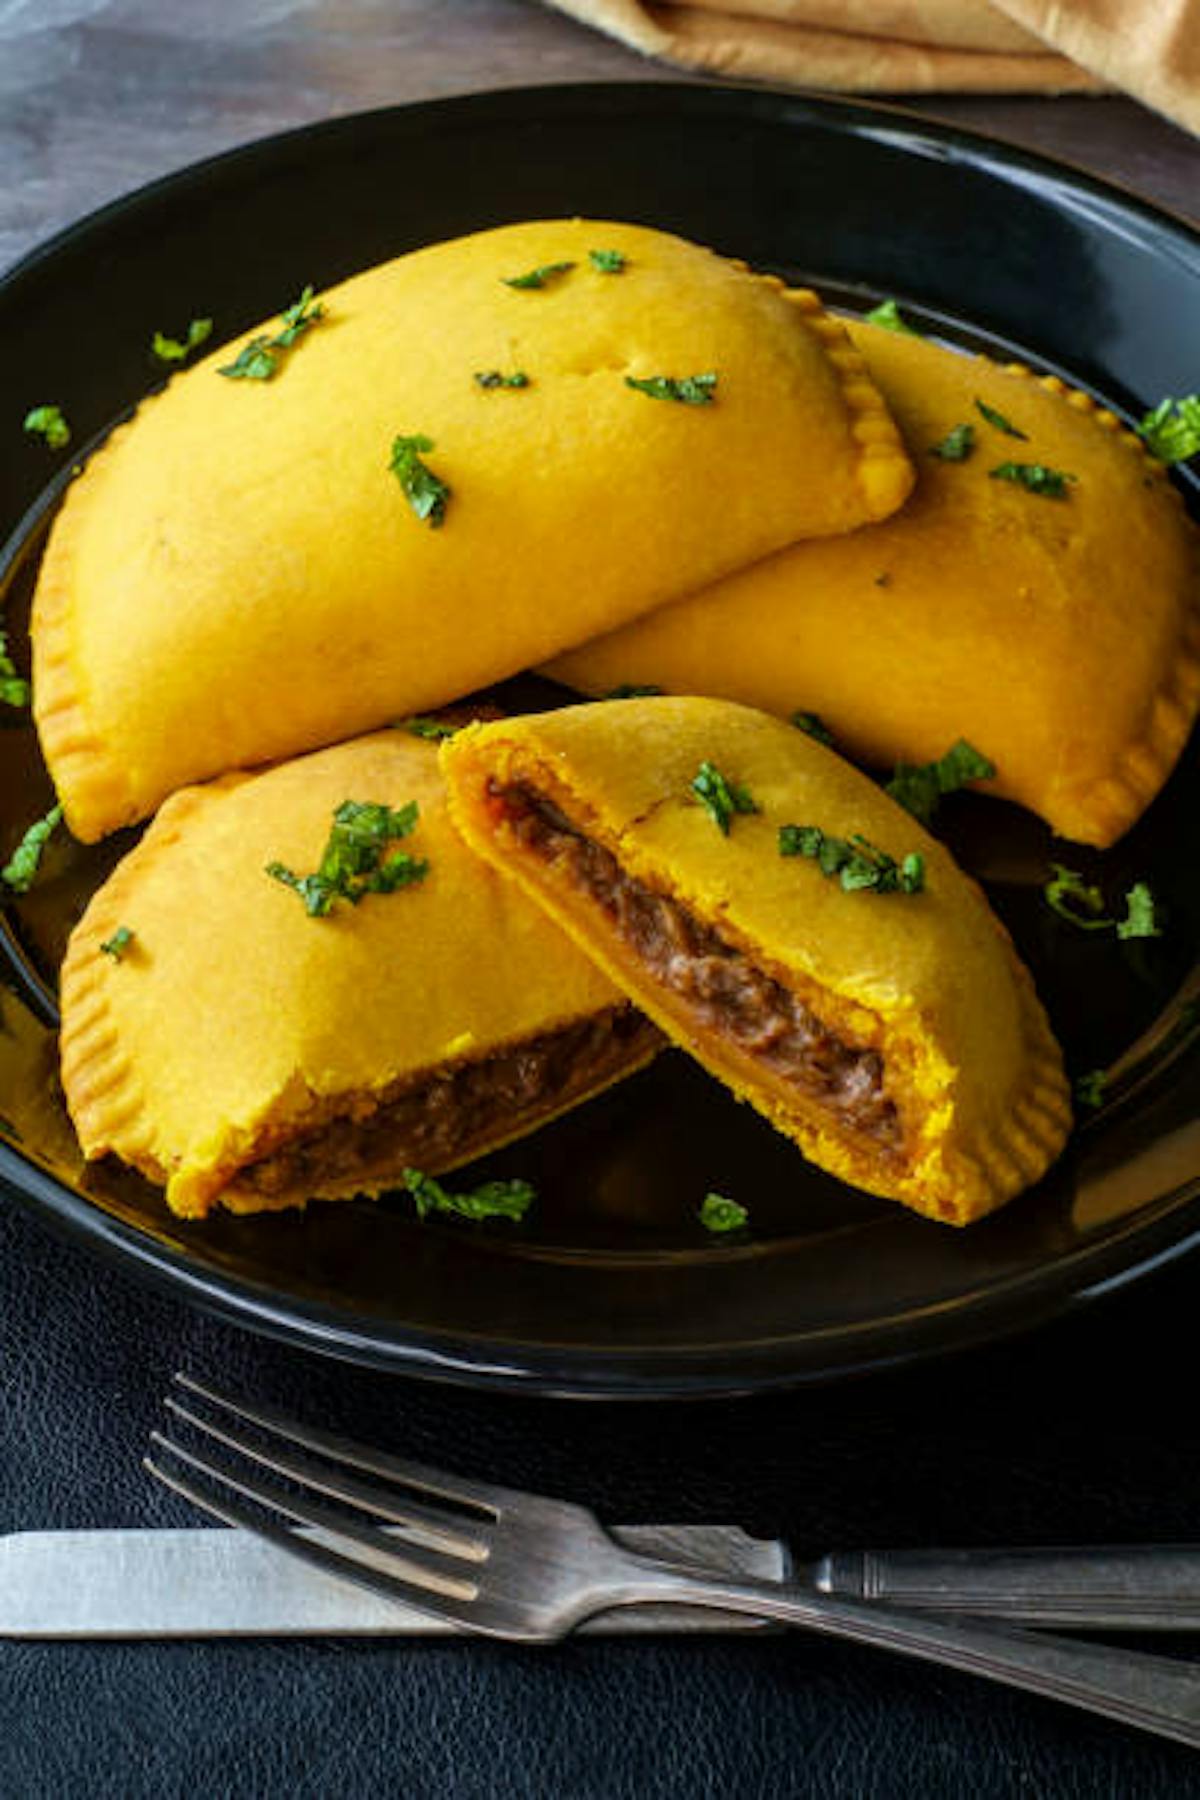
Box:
(147, 1375, 1200, 1750)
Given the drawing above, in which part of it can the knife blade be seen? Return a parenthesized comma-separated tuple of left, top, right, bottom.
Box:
(0, 1524, 788, 1637)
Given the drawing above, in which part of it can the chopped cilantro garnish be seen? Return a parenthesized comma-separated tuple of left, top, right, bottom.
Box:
(0, 629, 29, 709)
(100, 925, 134, 961)
(604, 683, 664, 700)
(473, 370, 530, 391)
(1137, 395, 1200, 464)
(989, 462, 1073, 499)
(403, 1168, 535, 1223)
(790, 710, 834, 746)
(1117, 881, 1161, 941)
(885, 739, 995, 826)
(389, 434, 451, 528)
(975, 399, 1027, 440)
(23, 405, 70, 450)
(1043, 865, 1113, 930)
(1044, 867, 1163, 942)
(275, 285, 324, 346)
(218, 285, 323, 381)
(930, 423, 975, 462)
(502, 261, 575, 290)
(1075, 1069, 1107, 1110)
(267, 798, 428, 917)
(152, 318, 213, 364)
(399, 716, 458, 741)
(625, 373, 717, 406)
(699, 1192, 748, 1233)
(589, 248, 627, 274)
(779, 825, 924, 896)
(2, 803, 63, 893)
(691, 761, 759, 835)
(864, 299, 920, 336)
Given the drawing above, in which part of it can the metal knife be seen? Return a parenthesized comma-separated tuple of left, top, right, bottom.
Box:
(0, 1524, 787, 1637)
(8, 1529, 1200, 1637)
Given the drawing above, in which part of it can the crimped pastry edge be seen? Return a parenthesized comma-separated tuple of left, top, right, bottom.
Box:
(983, 359, 1200, 849)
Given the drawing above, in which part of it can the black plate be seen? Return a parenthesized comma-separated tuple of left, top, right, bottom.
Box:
(2, 83, 1199, 1397)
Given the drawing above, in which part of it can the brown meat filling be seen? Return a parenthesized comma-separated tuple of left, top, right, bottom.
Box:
(238, 1008, 658, 1198)
(492, 782, 900, 1150)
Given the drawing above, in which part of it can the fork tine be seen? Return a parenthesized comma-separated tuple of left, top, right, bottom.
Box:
(164, 1397, 486, 1562)
(174, 1373, 512, 1514)
(143, 1453, 485, 1632)
(149, 1430, 479, 1601)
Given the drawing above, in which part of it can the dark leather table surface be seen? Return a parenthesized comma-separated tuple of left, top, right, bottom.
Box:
(4, 5, 1200, 1795)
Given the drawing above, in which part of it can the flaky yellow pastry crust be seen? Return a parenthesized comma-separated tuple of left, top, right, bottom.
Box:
(442, 698, 1071, 1225)
(59, 731, 657, 1219)
(547, 321, 1200, 848)
(33, 220, 913, 843)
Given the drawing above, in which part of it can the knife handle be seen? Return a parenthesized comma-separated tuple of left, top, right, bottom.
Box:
(814, 1546, 1200, 1629)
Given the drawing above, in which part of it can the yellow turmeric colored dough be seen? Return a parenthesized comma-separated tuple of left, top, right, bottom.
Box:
(547, 321, 1200, 848)
(32, 221, 914, 844)
(442, 699, 1071, 1225)
(59, 731, 660, 1219)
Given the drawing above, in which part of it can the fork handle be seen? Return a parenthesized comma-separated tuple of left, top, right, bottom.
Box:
(816, 1545, 1200, 1630)
(618, 1563, 1200, 1750)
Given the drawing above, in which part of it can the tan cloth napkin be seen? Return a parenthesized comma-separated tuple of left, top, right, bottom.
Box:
(546, 0, 1200, 132)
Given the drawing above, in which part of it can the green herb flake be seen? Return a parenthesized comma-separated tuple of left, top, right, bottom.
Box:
(699, 1192, 748, 1234)
(1117, 880, 1161, 941)
(625, 372, 717, 406)
(0, 629, 29, 709)
(389, 433, 451, 528)
(267, 798, 428, 917)
(275, 285, 324, 347)
(691, 760, 759, 835)
(604, 683, 664, 700)
(2, 803, 63, 894)
(975, 399, 1028, 440)
(473, 370, 530, 391)
(864, 299, 921, 336)
(989, 461, 1073, 499)
(399, 716, 458, 741)
(885, 739, 995, 827)
(218, 285, 324, 381)
(589, 248, 627, 274)
(1137, 395, 1200, 464)
(100, 925, 134, 961)
(1043, 864, 1113, 931)
(502, 261, 575, 291)
(23, 405, 70, 450)
(790, 710, 835, 746)
(1074, 1069, 1108, 1110)
(930, 423, 975, 462)
(779, 825, 924, 896)
(152, 318, 213, 364)
(403, 1168, 535, 1224)
(218, 337, 276, 381)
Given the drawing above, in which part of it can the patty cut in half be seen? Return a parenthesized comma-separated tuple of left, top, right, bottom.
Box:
(59, 729, 660, 1219)
(441, 697, 1071, 1226)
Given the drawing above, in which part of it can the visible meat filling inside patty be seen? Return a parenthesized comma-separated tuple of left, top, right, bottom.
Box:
(237, 1008, 659, 1199)
(491, 782, 900, 1151)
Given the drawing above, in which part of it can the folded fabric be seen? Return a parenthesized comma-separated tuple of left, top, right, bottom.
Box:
(59, 730, 661, 1219)
(547, 319, 1200, 848)
(33, 217, 914, 844)
(547, 0, 1105, 96)
(442, 698, 1071, 1226)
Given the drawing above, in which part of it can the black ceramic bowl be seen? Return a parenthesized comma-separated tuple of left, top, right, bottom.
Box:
(2, 84, 1199, 1396)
